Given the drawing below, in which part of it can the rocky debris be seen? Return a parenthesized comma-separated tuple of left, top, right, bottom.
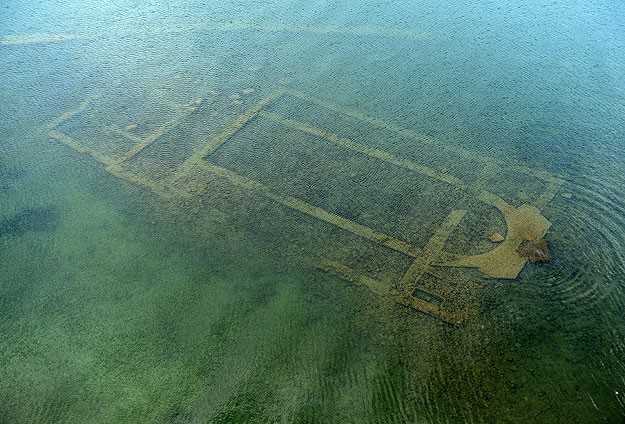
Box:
(517, 239, 551, 262)
(489, 232, 505, 242)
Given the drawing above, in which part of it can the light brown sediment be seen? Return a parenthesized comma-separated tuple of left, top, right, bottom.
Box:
(437, 204, 551, 279)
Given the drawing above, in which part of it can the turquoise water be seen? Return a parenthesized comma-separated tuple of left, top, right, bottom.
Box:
(2, 1, 625, 423)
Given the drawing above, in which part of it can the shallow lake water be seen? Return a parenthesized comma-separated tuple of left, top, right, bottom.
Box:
(1, 1, 625, 423)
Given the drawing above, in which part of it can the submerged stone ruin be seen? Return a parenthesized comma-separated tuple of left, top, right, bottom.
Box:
(45, 83, 563, 325)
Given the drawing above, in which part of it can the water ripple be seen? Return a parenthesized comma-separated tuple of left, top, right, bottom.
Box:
(538, 168, 625, 315)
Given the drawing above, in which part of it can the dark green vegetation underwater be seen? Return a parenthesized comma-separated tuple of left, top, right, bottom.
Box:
(1, 1, 625, 423)
(0, 207, 58, 238)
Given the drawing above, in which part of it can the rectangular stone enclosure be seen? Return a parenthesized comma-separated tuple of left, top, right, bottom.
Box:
(47, 85, 563, 325)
